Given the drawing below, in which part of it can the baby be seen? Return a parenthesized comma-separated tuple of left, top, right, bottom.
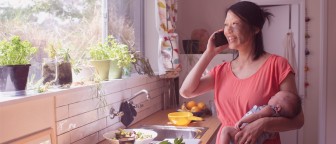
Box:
(220, 91, 302, 144)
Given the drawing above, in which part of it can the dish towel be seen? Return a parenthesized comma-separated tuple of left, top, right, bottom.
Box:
(119, 101, 137, 127)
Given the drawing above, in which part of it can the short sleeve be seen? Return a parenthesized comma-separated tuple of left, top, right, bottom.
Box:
(274, 56, 295, 85)
(208, 62, 228, 78)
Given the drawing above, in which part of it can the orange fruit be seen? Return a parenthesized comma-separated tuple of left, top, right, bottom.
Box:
(197, 102, 206, 110)
(186, 101, 197, 110)
(190, 106, 202, 112)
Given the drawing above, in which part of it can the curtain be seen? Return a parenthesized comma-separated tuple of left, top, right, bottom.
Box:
(155, 0, 180, 77)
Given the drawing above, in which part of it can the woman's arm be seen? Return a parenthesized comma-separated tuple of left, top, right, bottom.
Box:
(235, 106, 274, 130)
(234, 73, 304, 144)
(179, 30, 227, 98)
(261, 73, 304, 131)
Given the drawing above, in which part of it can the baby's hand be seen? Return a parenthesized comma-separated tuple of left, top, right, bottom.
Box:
(234, 121, 243, 130)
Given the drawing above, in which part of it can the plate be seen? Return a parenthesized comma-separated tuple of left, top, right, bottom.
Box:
(103, 129, 157, 144)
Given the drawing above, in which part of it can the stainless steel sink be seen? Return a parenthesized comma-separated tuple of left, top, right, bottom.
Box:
(137, 125, 208, 141)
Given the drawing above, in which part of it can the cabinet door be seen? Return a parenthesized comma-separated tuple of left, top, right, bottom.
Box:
(9, 128, 55, 144)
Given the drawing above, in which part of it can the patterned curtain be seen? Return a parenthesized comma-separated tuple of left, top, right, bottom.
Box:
(156, 0, 180, 77)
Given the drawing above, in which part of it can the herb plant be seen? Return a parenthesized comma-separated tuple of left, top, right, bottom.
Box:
(0, 36, 37, 66)
(89, 36, 136, 68)
(89, 43, 110, 61)
(107, 36, 136, 68)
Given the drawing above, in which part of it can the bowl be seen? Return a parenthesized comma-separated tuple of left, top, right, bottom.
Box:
(103, 129, 157, 144)
(192, 110, 205, 117)
(168, 112, 203, 126)
(192, 108, 211, 117)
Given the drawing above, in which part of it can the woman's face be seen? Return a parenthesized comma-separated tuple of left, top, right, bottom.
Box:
(224, 10, 255, 50)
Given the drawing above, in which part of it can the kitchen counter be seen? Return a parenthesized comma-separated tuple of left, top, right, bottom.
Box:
(129, 109, 221, 144)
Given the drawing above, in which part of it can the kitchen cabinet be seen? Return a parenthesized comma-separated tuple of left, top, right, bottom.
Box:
(9, 128, 55, 144)
(0, 96, 56, 143)
(178, 54, 234, 104)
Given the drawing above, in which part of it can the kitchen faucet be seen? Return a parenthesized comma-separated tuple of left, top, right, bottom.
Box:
(128, 89, 150, 102)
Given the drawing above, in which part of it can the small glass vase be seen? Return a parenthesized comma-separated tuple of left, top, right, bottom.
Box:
(122, 64, 133, 78)
(42, 58, 57, 84)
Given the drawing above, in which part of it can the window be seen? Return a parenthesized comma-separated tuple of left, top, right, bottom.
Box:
(0, 0, 143, 86)
(107, 0, 143, 52)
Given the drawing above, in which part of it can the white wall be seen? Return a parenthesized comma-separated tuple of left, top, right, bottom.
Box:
(176, 0, 236, 52)
(326, 0, 336, 143)
(303, 0, 321, 144)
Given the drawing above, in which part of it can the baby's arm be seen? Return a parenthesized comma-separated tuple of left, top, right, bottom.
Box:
(235, 105, 275, 130)
(220, 126, 239, 144)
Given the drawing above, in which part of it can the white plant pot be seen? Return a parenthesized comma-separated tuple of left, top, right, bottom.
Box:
(72, 66, 95, 82)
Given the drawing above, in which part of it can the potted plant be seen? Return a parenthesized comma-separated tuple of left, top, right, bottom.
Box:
(57, 46, 73, 85)
(89, 40, 112, 81)
(71, 52, 95, 82)
(42, 42, 72, 86)
(89, 36, 136, 80)
(0, 36, 37, 92)
(42, 42, 58, 84)
(106, 36, 136, 79)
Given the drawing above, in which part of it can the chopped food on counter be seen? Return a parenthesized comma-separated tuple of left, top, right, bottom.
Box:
(112, 128, 153, 140)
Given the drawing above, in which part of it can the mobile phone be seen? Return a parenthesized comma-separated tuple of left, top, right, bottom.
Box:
(214, 31, 228, 47)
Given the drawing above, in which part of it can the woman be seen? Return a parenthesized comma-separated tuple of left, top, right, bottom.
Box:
(179, 1, 304, 144)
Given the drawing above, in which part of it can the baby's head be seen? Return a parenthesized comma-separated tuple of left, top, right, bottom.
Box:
(268, 91, 302, 118)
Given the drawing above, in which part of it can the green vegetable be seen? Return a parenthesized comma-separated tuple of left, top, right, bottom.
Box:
(159, 137, 185, 144)
(174, 137, 185, 144)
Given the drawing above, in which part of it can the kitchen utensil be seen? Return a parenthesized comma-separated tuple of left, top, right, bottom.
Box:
(168, 112, 203, 126)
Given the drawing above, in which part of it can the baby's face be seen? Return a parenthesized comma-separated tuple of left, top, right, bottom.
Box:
(268, 92, 293, 114)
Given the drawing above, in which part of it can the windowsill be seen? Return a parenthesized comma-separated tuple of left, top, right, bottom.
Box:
(0, 73, 155, 106)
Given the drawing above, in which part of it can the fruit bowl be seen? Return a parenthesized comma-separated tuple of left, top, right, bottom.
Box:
(192, 110, 205, 117)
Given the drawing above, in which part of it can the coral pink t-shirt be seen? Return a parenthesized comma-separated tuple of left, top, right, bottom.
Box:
(209, 55, 294, 144)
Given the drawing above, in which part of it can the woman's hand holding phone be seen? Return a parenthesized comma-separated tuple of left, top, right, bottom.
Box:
(205, 30, 228, 56)
(214, 30, 228, 47)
